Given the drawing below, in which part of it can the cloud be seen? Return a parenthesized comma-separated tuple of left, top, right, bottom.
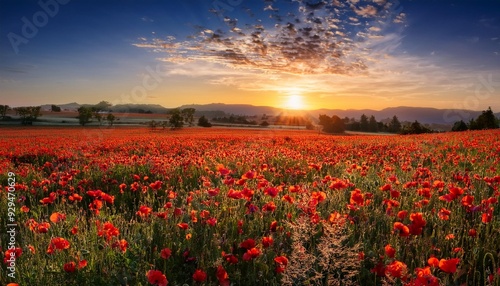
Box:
(132, 0, 495, 106)
(135, 0, 404, 76)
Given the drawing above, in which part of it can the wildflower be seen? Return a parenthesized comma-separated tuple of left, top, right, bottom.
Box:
(136, 205, 153, 218)
(146, 270, 168, 286)
(274, 256, 288, 273)
(47, 237, 70, 254)
(192, 269, 207, 282)
(385, 260, 407, 279)
(50, 212, 66, 223)
(160, 248, 172, 259)
(216, 265, 230, 286)
(393, 222, 410, 237)
(64, 261, 76, 273)
(385, 244, 396, 258)
(439, 258, 460, 273)
(112, 239, 128, 253)
(262, 236, 273, 248)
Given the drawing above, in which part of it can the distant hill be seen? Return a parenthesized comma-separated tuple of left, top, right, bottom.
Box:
(39, 102, 499, 126)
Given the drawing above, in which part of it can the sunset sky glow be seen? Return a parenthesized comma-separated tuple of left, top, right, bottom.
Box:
(1, 0, 499, 110)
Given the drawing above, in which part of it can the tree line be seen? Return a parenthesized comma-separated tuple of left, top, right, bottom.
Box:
(451, 107, 499, 131)
(319, 114, 409, 134)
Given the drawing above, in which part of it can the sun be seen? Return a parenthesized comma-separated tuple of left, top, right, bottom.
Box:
(286, 94, 304, 110)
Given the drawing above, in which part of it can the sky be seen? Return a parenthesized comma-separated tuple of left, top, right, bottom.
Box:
(0, 0, 499, 111)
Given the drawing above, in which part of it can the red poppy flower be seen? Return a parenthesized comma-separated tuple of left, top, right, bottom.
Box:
(438, 208, 451, 220)
(274, 256, 288, 273)
(3, 247, 22, 264)
(262, 236, 273, 248)
(428, 256, 439, 268)
(97, 221, 120, 241)
(177, 223, 189, 230)
(243, 247, 261, 261)
(240, 238, 256, 249)
(385, 244, 396, 258)
(47, 237, 70, 254)
(439, 258, 460, 273)
(160, 248, 172, 259)
(385, 260, 407, 279)
(64, 261, 76, 273)
(136, 205, 153, 218)
(146, 270, 168, 286)
(112, 239, 128, 253)
(393, 222, 410, 237)
(49, 212, 66, 223)
(216, 265, 230, 286)
(192, 269, 207, 282)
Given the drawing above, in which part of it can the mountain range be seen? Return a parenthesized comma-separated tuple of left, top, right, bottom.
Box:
(41, 102, 498, 126)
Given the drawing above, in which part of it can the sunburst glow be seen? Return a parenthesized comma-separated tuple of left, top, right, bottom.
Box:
(286, 94, 304, 110)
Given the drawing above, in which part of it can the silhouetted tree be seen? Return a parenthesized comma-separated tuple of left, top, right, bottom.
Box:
(471, 107, 498, 130)
(198, 115, 212, 127)
(260, 120, 269, 127)
(359, 114, 369, 131)
(401, 120, 431, 135)
(169, 108, 184, 129)
(319, 114, 345, 133)
(51, 105, 61, 112)
(452, 120, 468, 132)
(0, 105, 10, 119)
(388, 115, 402, 133)
(368, 115, 378, 132)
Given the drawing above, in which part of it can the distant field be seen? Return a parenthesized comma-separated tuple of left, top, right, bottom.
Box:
(1, 128, 499, 285)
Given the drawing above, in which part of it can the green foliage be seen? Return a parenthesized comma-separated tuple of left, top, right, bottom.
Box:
(168, 108, 197, 129)
(14, 106, 42, 125)
(77, 106, 93, 126)
(106, 114, 116, 126)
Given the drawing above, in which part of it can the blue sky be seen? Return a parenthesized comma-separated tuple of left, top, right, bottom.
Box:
(1, 0, 499, 111)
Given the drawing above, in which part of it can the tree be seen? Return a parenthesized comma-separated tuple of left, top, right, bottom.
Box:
(368, 115, 378, 132)
(359, 114, 369, 131)
(168, 108, 184, 129)
(388, 115, 402, 133)
(473, 107, 498, 130)
(14, 106, 41, 125)
(452, 120, 468, 132)
(260, 120, 269, 127)
(77, 106, 93, 126)
(401, 120, 431, 135)
(318, 114, 345, 133)
(181, 108, 196, 127)
(51, 105, 61, 112)
(0, 105, 10, 119)
(198, 115, 212, 127)
(106, 113, 116, 126)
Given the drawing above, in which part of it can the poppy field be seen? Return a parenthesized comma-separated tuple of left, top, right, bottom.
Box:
(1, 127, 499, 285)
